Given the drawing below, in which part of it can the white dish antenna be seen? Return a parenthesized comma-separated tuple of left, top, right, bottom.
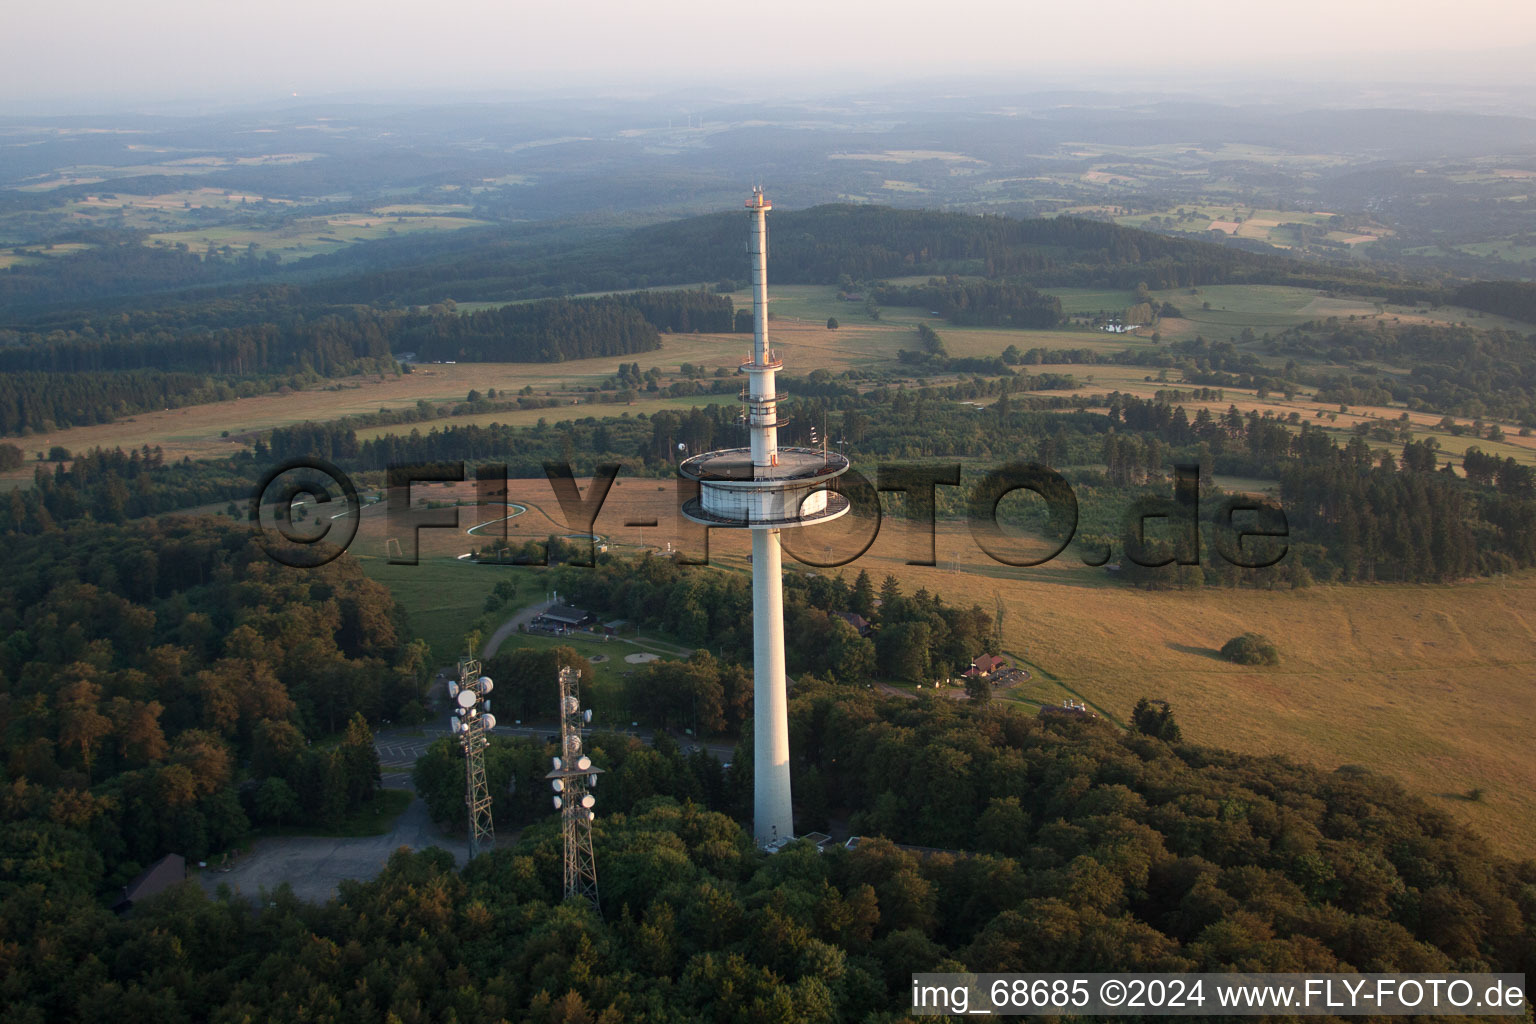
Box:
(456, 689, 476, 709)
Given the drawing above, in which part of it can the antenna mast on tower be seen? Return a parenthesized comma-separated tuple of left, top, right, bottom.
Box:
(449, 658, 496, 859)
(545, 666, 602, 908)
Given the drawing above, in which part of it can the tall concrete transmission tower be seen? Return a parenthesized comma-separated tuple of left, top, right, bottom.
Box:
(448, 658, 496, 858)
(545, 666, 602, 907)
(680, 188, 851, 847)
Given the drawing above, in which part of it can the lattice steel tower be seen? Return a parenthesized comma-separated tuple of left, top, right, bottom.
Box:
(449, 658, 496, 859)
(545, 666, 602, 908)
(680, 188, 851, 846)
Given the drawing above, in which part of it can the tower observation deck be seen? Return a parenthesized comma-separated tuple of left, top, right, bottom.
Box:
(679, 188, 850, 846)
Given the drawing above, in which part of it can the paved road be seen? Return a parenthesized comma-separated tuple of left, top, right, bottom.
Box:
(482, 599, 556, 659)
(376, 723, 452, 788)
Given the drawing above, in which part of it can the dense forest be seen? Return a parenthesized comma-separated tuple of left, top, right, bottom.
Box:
(0, 517, 428, 906)
(0, 291, 730, 379)
(1451, 280, 1536, 325)
(398, 290, 731, 363)
(0, 369, 280, 434)
(0, 306, 396, 377)
(873, 278, 1064, 328)
(5, 679, 1533, 1022)
(285, 204, 1427, 308)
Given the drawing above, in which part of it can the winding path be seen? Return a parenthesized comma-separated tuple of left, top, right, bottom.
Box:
(465, 503, 527, 536)
(482, 599, 555, 659)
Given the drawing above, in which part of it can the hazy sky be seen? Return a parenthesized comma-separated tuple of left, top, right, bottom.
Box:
(6, 0, 1535, 107)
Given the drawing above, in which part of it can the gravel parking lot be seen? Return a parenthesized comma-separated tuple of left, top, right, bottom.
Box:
(198, 723, 464, 904)
(197, 792, 468, 904)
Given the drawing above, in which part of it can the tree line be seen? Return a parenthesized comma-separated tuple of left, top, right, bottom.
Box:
(0, 369, 281, 435)
(874, 277, 1064, 328)
(398, 292, 731, 363)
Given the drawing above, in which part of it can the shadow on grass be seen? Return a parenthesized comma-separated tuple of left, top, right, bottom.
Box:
(1167, 641, 1225, 661)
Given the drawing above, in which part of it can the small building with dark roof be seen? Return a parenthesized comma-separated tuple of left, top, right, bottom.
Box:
(833, 611, 872, 637)
(533, 604, 593, 630)
(112, 853, 185, 913)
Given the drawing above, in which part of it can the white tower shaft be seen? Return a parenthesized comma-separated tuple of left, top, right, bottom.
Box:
(752, 527, 792, 843)
(746, 187, 792, 845)
(682, 190, 851, 847)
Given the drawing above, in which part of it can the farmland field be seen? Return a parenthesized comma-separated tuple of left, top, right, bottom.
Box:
(147, 212, 493, 263)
